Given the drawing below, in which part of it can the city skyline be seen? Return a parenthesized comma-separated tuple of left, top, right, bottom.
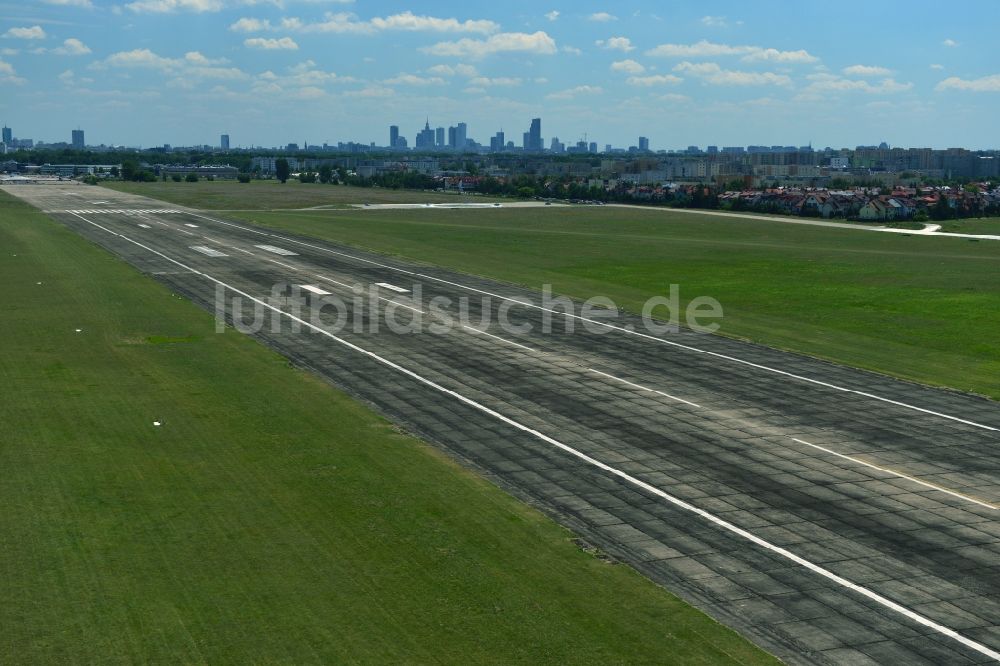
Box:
(0, 1, 998, 149)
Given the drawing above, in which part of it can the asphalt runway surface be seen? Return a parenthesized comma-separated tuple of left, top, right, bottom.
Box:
(9, 182, 1000, 664)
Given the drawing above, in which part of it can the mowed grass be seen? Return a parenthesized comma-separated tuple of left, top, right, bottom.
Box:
(228, 205, 1000, 400)
(0, 190, 775, 663)
(103, 179, 499, 209)
(940, 216, 1000, 236)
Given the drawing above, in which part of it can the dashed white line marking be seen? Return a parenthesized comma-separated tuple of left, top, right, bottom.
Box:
(179, 211, 1000, 432)
(375, 282, 409, 293)
(461, 325, 535, 352)
(137, 223, 151, 229)
(791, 438, 997, 510)
(190, 245, 228, 258)
(254, 244, 298, 256)
(57, 209, 1000, 663)
(588, 368, 700, 407)
(313, 274, 425, 314)
(185, 223, 199, 228)
(228, 246, 256, 256)
(299, 284, 332, 296)
(267, 259, 297, 271)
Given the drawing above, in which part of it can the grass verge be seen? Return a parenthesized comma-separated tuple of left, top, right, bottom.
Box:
(0, 190, 774, 663)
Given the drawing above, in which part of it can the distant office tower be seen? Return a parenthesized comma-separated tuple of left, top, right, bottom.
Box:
(638, 136, 649, 151)
(523, 118, 542, 152)
(589, 142, 597, 153)
(455, 122, 467, 150)
(447, 126, 457, 148)
(71, 129, 85, 149)
(389, 125, 399, 148)
(605, 144, 612, 153)
(490, 130, 505, 152)
(220, 134, 230, 150)
(415, 120, 435, 149)
(1, 126, 11, 145)
(435, 127, 445, 147)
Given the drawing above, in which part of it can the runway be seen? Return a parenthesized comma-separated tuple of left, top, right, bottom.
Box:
(10, 182, 1000, 664)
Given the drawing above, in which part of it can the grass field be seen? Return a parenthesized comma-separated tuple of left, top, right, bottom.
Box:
(103, 179, 500, 209)
(0, 190, 775, 662)
(221, 205, 1000, 400)
(940, 217, 1000, 236)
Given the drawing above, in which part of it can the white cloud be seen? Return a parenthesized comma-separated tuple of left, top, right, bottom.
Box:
(942, 38, 958, 47)
(126, 0, 224, 13)
(422, 31, 557, 59)
(588, 12, 617, 22)
(462, 86, 486, 94)
(658, 93, 691, 103)
(595, 36, 633, 52)
(561, 45, 582, 55)
(546, 84, 602, 99)
(426, 63, 477, 77)
(0, 58, 25, 84)
(842, 64, 891, 77)
(230, 17, 272, 32)
(383, 73, 445, 85)
(700, 15, 738, 27)
(58, 69, 75, 83)
(930, 63, 944, 70)
(646, 39, 817, 64)
(3, 26, 46, 40)
(674, 61, 791, 86)
(626, 74, 682, 86)
(935, 74, 1000, 92)
(468, 76, 521, 86)
(41, 0, 94, 7)
(101, 48, 176, 69)
(94, 48, 249, 82)
(279, 11, 497, 35)
(344, 85, 394, 97)
(610, 59, 645, 74)
(545, 10, 559, 21)
(52, 38, 91, 55)
(1, 48, 18, 56)
(244, 36, 298, 49)
(802, 72, 913, 95)
(742, 48, 817, 63)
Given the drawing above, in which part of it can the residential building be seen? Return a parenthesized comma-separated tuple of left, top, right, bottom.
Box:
(220, 134, 230, 150)
(638, 136, 649, 152)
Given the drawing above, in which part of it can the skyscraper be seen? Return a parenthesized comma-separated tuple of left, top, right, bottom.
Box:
(220, 134, 230, 150)
(523, 118, 542, 152)
(415, 120, 435, 149)
(447, 126, 457, 148)
(71, 129, 85, 149)
(490, 130, 505, 152)
(638, 136, 649, 152)
(389, 125, 399, 148)
(455, 122, 467, 150)
(1, 126, 11, 145)
(435, 127, 445, 147)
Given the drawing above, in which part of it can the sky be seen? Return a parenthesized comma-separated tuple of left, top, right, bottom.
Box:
(1, 0, 998, 150)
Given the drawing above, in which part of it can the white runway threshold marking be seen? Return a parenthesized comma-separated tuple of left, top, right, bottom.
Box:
(375, 282, 409, 293)
(792, 438, 997, 510)
(190, 245, 228, 258)
(299, 284, 332, 296)
(254, 244, 298, 256)
(62, 209, 1000, 663)
(588, 368, 700, 407)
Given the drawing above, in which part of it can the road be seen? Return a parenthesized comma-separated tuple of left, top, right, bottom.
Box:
(9, 182, 1000, 665)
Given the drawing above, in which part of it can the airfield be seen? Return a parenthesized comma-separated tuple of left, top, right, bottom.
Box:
(6, 181, 1000, 664)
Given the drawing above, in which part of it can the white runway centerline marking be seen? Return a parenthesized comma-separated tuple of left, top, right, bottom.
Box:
(461, 325, 535, 352)
(299, 284, 332, 296)
(588, 368, 700, 407)
(190, 245, 228, 258)
(267, 259, 298, 271)
(791, 438, 997, 510)
(375, 282, 409, 293)
(57, 210, 1000, 662)
(137, 223, 151, 229)
(254, 244, 298, 256)
(184, 223, 199, 228)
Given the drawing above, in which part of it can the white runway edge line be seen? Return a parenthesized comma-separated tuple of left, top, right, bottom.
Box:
(461, 325, 536, 352)
(180, 211, 1000, 434)
(792, 438, 997, 511)
(588, 368, 700, 408)
(63, 210, 1000, 662)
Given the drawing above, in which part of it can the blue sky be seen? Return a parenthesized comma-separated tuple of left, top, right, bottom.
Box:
(1, 0, 998, 149)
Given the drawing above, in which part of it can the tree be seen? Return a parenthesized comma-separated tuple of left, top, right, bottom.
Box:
(171, 174, 183, 182)
(121, 160, 140, 181)
(237, 173, 251, 183)
(275, 158, 290, 184)
(185, 173, 199, 182)
(318, 165, 333, 184)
